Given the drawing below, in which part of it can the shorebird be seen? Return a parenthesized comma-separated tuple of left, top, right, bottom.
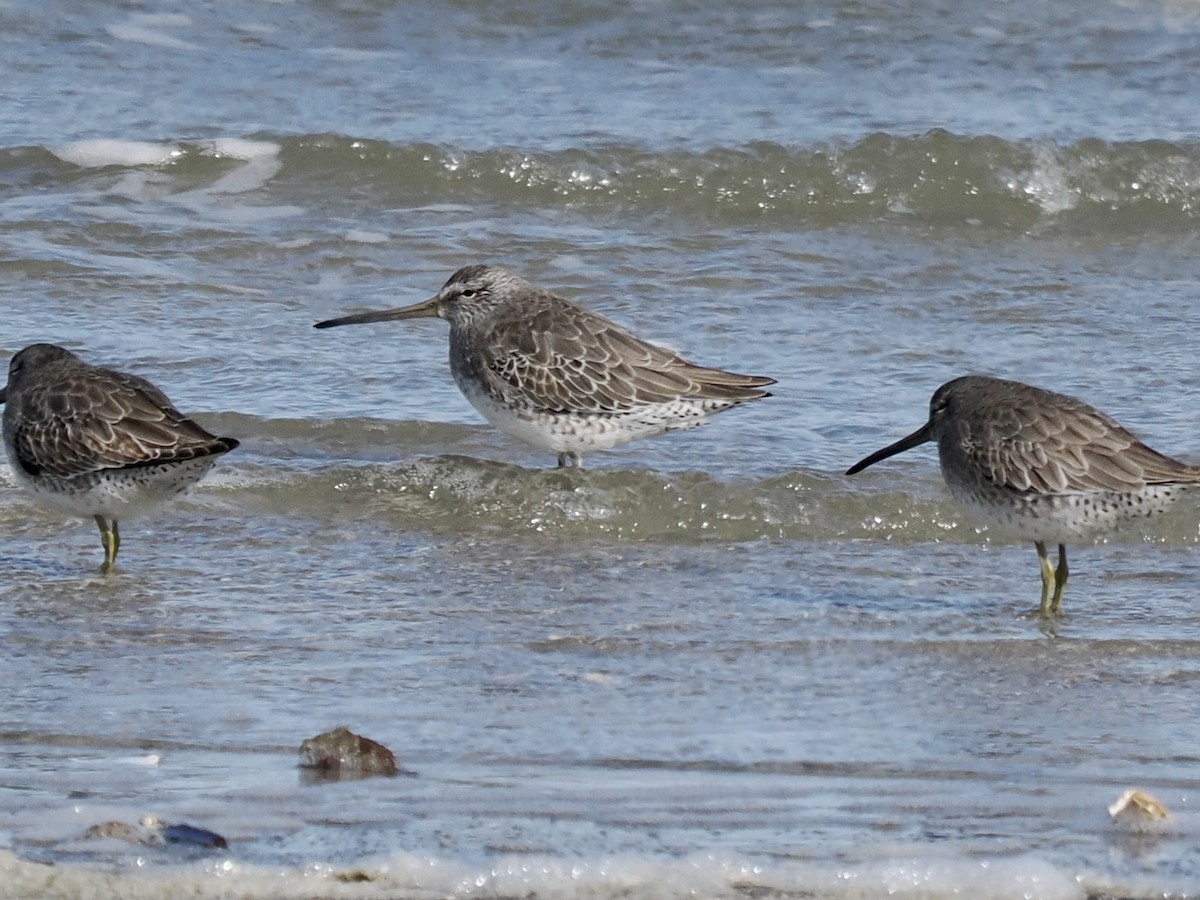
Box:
(0, 343, 239, 573)
(314, 265, 775, 467)
(846, 375, 1200, 615)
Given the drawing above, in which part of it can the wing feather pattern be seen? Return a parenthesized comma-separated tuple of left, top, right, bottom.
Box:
(8, 366, 237, 479)
(476, 292, 774, 415)
(956, 383, 1200, 494)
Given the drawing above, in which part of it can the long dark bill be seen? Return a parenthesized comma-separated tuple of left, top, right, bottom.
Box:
(845, 421, 934, 475)
(314, 296, 440, 329)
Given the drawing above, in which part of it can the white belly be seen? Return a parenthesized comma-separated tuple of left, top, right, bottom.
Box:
(456, 377, 719, 455)
(10, 457, 220, 522)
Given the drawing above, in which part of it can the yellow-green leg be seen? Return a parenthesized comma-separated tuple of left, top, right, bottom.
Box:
(1035, 541, 1068, 616)
(94, 515, 120, 574)
(1050, 543, 1068, 614)
(1035, 541, 1054, 615)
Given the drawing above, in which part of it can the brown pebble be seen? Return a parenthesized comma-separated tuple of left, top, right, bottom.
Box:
(298, 726, 399, 777)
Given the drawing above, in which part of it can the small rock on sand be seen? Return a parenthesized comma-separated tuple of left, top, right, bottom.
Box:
(298, 726, 402, 778)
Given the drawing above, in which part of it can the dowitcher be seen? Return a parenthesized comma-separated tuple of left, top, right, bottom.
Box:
(846, 375, 1200, 615)
(0, 343, 239, 572)
(315, 265, 775, 466)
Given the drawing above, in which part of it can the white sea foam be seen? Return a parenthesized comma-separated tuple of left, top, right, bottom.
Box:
(52, 139, 181, 168)
(0, 847, 1095, 900)
(344, 230, 389, 244)
(205, 156, 280, 195)
(105, 13, 197, 50)
(160, 138, 293, 221)
(50, 136, 277, 190)
(309, 46, 395, 62)
(1005, 144, 1077, 215)
(203, 139, 280, 162)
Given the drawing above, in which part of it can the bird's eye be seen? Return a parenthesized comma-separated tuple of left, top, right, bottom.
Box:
(459, 288, 479, 298)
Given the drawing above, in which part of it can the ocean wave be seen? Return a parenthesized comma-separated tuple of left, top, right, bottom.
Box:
(7, 130, 1200, 231)
(107, 416, 1200, 547)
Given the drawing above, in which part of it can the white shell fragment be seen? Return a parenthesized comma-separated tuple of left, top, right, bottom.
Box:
(1108, 789, 1168, 821)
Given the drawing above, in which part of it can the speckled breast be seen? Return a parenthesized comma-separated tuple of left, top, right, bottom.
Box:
(945, 476, 1183, 544)
(11, 456, 221, 521)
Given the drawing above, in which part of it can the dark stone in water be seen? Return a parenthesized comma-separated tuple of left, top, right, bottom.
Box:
(82, 818, 228, 849)
(162, 822, 228, 849)
(298, 726, 402, 779)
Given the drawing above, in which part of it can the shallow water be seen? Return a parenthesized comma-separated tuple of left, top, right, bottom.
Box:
(3, 1, 1200, 898)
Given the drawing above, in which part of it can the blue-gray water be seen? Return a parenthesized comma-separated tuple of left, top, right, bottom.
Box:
(3, 2, 1200, 898)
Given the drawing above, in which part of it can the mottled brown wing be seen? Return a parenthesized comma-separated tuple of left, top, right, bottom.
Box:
(478, 298, 773, 414)
(974, 393, 1200, 493)
(9, 367, 235, 478)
